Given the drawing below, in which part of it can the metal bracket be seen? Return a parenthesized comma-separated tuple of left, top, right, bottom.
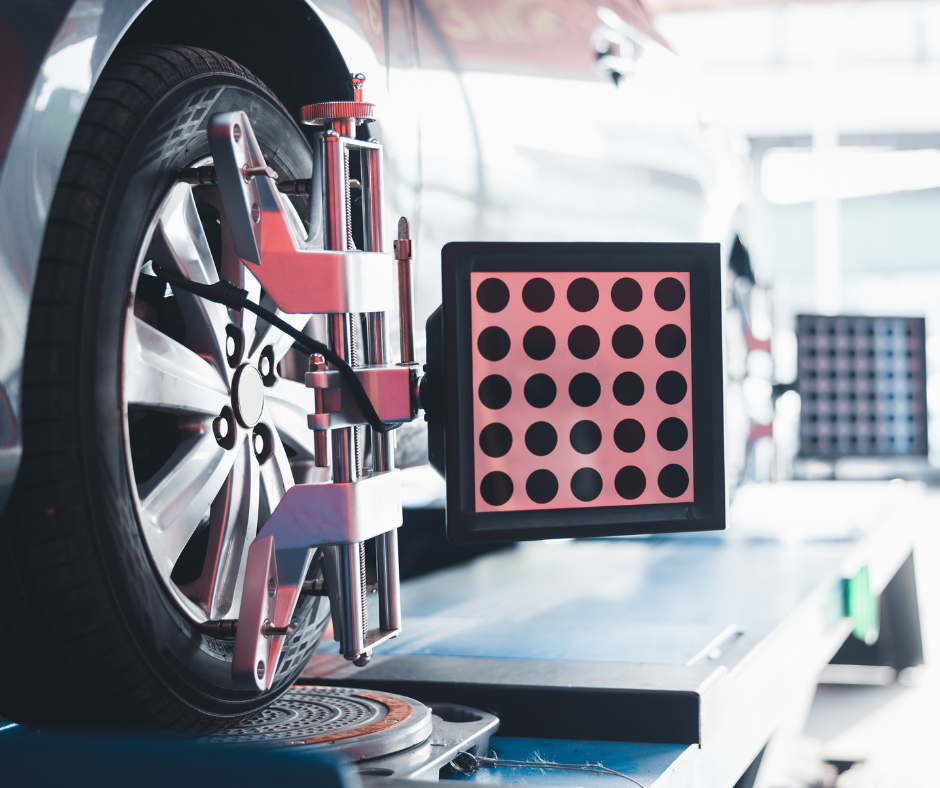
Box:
(207, 111, 396, 314)
(259, 470, 403, 546)
(232, 472, 403, 689)
(307, 365, 416, 430)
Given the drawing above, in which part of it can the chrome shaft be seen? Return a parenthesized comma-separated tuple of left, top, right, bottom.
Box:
(395, 217, 417, 366)
(376, 529, 402, 631)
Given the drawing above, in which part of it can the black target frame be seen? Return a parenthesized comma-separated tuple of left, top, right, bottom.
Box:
(796, 314, 929, 459)
(437, 242, 726, 544)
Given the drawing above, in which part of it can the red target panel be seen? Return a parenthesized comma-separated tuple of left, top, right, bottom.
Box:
(471, 271, 694, 512)
(431, 242, 725, 543)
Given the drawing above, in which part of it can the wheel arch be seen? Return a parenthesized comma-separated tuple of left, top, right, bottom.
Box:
(118, 0, 354, 119)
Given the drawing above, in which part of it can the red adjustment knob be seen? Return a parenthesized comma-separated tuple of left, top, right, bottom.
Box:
(301, 72, 377, 126)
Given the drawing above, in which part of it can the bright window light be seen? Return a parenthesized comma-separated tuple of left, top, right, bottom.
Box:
(762, 147, 940, 204)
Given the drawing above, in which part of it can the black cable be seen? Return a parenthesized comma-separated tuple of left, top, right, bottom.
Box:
(151, 264, 396, 433)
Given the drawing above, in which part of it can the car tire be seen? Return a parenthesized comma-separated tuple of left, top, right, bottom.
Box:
(0, 45, 330, 731)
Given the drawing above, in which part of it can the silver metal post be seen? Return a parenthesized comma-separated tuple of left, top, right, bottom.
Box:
(361, 145, 384, 253)
(328, 314, 358, 484)
(322, 131, 347, 252)
(340, 541, 366, 657)
(376, 529, 402, 631)
(366, 311, 394, 473)
(394, 217, 417, 366)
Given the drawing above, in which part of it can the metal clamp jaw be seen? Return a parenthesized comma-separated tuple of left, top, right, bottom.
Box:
(233, 469, 403, 690)
(206, 74, 415, 690)
(307, 364, 418, 431)
(207, 106, 394, 314)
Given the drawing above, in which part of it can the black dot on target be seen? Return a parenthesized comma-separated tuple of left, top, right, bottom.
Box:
(613, 372, 644, 406)
(615, 466, 646, 500)
(569, 373, 601, 407)
(571, 468, 603, 502)
(568, 326, 600, 360)
(611, 278, 642, 312)
(570, 420, 602, 454)
(658, 464, 690, 498)
(656, 371, 687, 404)
(479, 423, 512, 457)
(477, 278, 509, 313)
(525, 422, 557, 456)
(523, 278, 554, 312)
(657, 418, 688, 451)
(656, 325, 687, 358)
(524, 374, 557, 408)
(567, 278, 599, 312)
(477, 327, 510, 361)
(526, 469, 558, 504)
(612, 325, 643, 359)
(479, 375, 511, 409)
(654, 278, 686, 311)
(480, 471, 513, 506)
(614, 419, 645, 452)
(524, 326, 556, 360)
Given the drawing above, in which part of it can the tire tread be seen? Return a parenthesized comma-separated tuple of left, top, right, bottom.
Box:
(0, 45, 281, 732)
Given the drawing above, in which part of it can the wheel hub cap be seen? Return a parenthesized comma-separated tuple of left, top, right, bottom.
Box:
(232, 364, 265, 427)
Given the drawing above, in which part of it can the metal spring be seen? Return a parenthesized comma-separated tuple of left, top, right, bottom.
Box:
(349, 316, 363, 478)
(359, 541, 368, 631)
(344, 147, 355, 251)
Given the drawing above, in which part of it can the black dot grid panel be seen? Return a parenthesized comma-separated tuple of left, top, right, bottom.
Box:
(797, 314, 928, 457)
(471, 271, 694, 512)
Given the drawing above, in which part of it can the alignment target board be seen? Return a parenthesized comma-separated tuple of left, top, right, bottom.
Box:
(797, 314, 928, 458)
(471, 271, 693, 511)
(439, 243, 725, 543)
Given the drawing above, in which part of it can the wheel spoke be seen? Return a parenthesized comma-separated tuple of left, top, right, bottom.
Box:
(124, 316, 229, 415)
(264, 379, 318, 462)
(241, 268, 263, 353)
(138, 427, 237, 579)
(149, 182, 230, 374)
(259, 405, 297, 514)
(180, 438, 259, 619)
(192, 188, 261, 343)
(248, 298, 311, 363)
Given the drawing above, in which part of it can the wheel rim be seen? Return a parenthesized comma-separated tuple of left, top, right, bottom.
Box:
(122, 177, 319, 623)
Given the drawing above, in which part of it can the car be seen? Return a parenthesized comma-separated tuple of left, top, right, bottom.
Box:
(0, 0, 743, 729)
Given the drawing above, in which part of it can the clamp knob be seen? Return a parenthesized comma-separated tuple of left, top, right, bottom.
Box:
(301, 72, 377, 126)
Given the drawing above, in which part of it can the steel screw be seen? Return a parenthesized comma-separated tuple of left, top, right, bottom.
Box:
(351, 73, 366, 102)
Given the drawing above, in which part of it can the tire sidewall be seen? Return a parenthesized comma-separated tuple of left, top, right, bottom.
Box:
(83, 71, 325, 717)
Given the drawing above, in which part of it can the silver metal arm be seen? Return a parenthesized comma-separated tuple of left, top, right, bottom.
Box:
(207, 74, 415, 691)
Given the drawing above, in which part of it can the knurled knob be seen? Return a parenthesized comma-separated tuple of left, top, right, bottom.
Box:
(301, 101, 377, 125)
(301, 73, 376, 125)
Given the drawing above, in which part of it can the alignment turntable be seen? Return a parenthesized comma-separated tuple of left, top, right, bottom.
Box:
(197, 686, 498, 780)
